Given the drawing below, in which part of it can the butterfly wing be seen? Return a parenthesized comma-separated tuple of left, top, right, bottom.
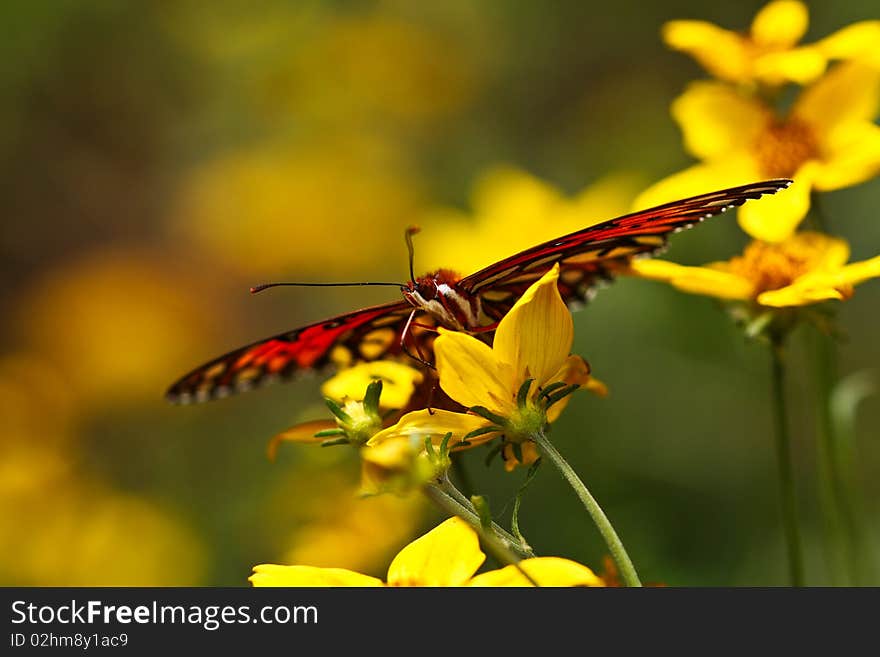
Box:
(460, 179, 792, 319)
(166, 300, 422, 404)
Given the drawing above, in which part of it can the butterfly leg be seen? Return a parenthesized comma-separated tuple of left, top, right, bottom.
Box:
(400, 309, 436, 370)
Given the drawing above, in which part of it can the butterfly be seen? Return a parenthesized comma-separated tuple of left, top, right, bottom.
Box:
(166, 178, 791, 404)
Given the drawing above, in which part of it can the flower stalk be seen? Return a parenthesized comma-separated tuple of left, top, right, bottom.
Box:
(422, 483, 539, 585)
(533, 430, 641, 587)
(769, 340, 805, 586)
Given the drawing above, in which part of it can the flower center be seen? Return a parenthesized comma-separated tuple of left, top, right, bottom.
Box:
(753, 118, 818, 178)
(727, 233, 828, 295)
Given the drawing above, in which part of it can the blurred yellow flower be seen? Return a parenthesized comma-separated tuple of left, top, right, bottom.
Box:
(0, 444, 206, 586)
(635, 62, 880, 242)
(816, 21, 880, 69)
(277, 471, 426, 575)
(172, 137, 424, 278)
(17, 249, 215, 406)
(421, 167, 639, 275)
(321, 360, 423, 410)
(252, 517, 604, 587)
(274, 14, 478, 126)
(629, 232, 880, 308)
(663, 0, 864, 86)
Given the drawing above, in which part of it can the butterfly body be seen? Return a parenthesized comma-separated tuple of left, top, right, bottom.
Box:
(402, 269, 481, 331)
(166, 178, 792, 405)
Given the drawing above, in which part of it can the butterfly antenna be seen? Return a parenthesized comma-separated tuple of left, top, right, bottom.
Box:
(405, 225, 420, 284)
(250, 281, 405, 294)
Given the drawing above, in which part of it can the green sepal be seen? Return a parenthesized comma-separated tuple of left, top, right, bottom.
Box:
(470, 494, 493, 531)
(464, 425, 502, 440)
(469, 405, 508, 426)
(538, 381, 568, 399)
(516, 378, 533, 409)
(745, 311, 775, 339)
(320, 437, 351, 447)
(363, 379, 383, 416)
(510, 441, 524, 463)
(324, 397, 352, 424)
(484, 442, 503, 467)
(543, 384, 580, 408)
(439, 432, 452, 458)
(313, 428, 345, 438)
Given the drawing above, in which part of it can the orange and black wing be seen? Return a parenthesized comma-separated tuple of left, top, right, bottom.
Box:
(459, 179, 792, 320)
(166, 300, 421, 404)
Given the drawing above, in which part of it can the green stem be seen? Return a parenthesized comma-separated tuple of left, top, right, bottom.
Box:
(533, 430, 641, 587)
(439, 476, 535, 558)
(808, 328, 855, 585)
(769, 341, 805, 587)
(422, 484, 539, 585)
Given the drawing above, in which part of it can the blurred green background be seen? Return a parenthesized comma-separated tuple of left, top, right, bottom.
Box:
(1, 0, 877, 586)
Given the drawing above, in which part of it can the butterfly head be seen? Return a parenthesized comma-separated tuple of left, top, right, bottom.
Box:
(402, 270, 479, 331)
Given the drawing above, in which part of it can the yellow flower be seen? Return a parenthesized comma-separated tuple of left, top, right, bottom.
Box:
(432, 263, 601, 470)
(250, 517, 604, 587)
(662, 0, 862, 86)
(634, 62, 880, 242)
(815, 20, 880, 70)
(420, 167, 638, 276)
(629, 232, 880, 309)
(360, 410, 499, 495)
(321, 360, 423, 410)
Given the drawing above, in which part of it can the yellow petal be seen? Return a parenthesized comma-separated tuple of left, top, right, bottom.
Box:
(661, 20, 751, 83)
(801, 232, 851, 270)
(812, 122, 880, 191)
(361, 436, 414, 469)
(494, 264, 573, 388)
(321, 360, 423, 409)
(794, 62, 880, 142)
(632, 157, 762, 213)
(502, 440, 540, 472)
(249, 564, 383, 587)
(757, 283, 846, 307)
(754, 46, 827, 85)
(816, 21, 880, 68)
(751, 1, 809, 49)
(737, 163, 814, 242)
(386, 517, 485, 586)
(359, 436, 425, 496)
(671, 82, 769, 161)
(367, 409, 496, 447)
(628, 259, 755, 300)
(834, 255, 880, 287)
(434, 330, 514, 414)
(468, 557, 605, 587)
(545, 355, 592, 423)
(585, 376, 609, 398)
(267, 419, 338, 460)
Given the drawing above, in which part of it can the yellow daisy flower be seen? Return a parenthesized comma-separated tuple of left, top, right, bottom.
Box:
(663, 0, 869, 86)
(250, 517, 604, 587)
(433, 263, 603, 470)
(634, 61, 880, 242)
(629, 231, 880, 309)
